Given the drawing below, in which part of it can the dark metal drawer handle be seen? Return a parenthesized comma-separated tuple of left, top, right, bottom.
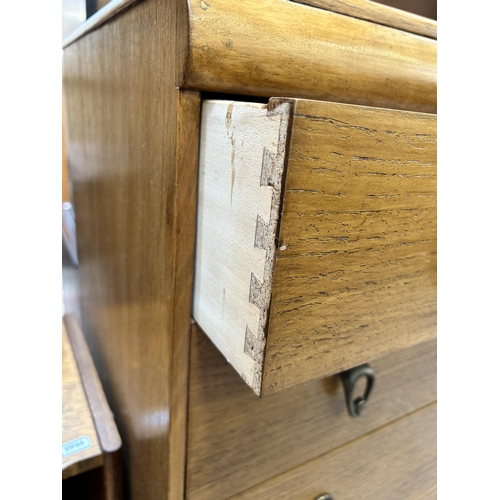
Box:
(315, 494, 334, 500)
(340, 363, 375, 417)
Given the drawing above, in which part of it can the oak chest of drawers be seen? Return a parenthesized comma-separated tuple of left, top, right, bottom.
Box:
(63, 0, 437, 498)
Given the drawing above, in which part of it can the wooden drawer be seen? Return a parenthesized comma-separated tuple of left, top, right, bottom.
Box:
(186, 324, 437, 500)
(193, 98, 437, 396)
(229, 404, 437, 500)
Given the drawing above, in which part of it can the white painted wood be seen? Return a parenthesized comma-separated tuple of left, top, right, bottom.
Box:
(193, 99, 292, 395)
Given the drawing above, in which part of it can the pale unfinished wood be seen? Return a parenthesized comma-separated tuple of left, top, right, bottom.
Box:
(414, 485, 437, 500)
(63, 0, 198, 496)
(181, 0, 436, 113)
(193, 99, 292, 394)
(228, 403, 436, 500)
(64, 314, 122, 499)
(263, 99, 436, 395)
(293, 0, 437, 39)
(194, 98, 436, 396)
(186, 324, 436, 500)
(62, 321, 103, 480)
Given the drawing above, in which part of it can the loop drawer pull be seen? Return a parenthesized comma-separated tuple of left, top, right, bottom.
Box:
(340, 363, 375, 417)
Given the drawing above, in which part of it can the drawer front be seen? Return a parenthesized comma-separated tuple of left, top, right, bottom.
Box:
(193, 98, 436, 395)
(186, 324, 437, 500)
(228, 404, 437, 500)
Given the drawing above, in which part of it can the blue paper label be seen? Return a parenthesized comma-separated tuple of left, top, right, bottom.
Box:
(62, 436, 92, 457)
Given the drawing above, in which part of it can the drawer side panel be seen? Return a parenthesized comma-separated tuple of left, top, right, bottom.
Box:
(193, 99, 292, 394)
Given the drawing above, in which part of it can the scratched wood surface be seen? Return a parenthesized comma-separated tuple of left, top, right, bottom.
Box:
(228, 403, 436, 500)
(193, 99, 292, 394)
(262, 99, 437, 395)
(186, 324, 436, 500)
(63, 321, 103, 479)
(293, 0, 437, 38)
(181, 0, 436, 113)
(63, 0, 197, 497)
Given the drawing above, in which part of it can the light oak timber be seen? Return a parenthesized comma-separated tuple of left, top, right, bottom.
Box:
(186, 324, 436, 500)
(263, 98, 437, 394)
(63, 0, 199, 495)
(62, 1, 438, 497)
(65, 314, 122, 500)
(194, 98, 436, 396)
(63, 321, 103, 479)
(64, 0, 436, 114)
(228, 403, 436, 500)
(293, 0, 437, 39)
(181, 0, 436, 113)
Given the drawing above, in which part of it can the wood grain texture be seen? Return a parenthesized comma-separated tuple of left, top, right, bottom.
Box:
(186, 324, 436, 500)
(228, 403, 436, 500)
(181, 0, 436, 113)
(63, 1, 197, 498)
(64, 314, 122, 499)
(262, 99, 437, 395)
(414, 485, 437, 500)
(63, 321, 103, 480)
(62, 0, 137, 48)
(168, 90, 201, 500)
(62, 95, 70, 203)
(64, 0, 436, 113)
(293, 0, 437, 39)
(193, 99, 292, 394)
(65, 314, 121, 454)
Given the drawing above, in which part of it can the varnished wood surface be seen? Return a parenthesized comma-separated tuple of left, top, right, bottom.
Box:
(62, 0, 136, 48)
(64, 314, 122, 499)
(168, 90, 201, 500)
(65, 314, 121, 454)
(63, 1, 197, 497)
(186, 324, 436, 500)
(63, 321, 103, 479)
(64, 0, 437, 116)
(262, 99, 437, 395)
(181, 0, 436, 113)
(229, 403, 436, 500)
(293, 0, 437, 39)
